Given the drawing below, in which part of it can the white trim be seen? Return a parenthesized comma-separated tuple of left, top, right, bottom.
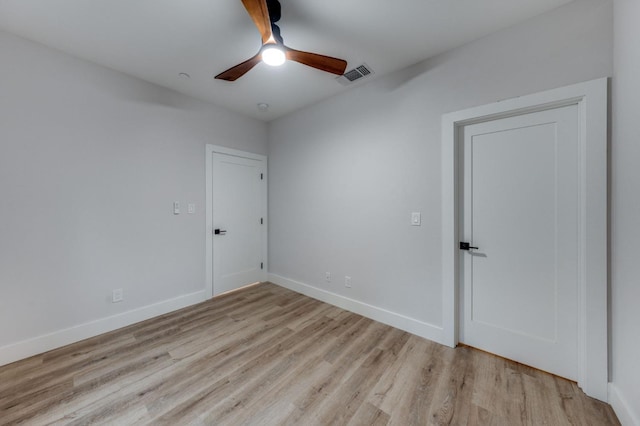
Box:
(205, 145, 267, 162)
(0, 290, 206, 367)
(609, 383, 640, 426)
(441, 78, 608, 401)
(205, 145, 268, 300)
(269, 273, 444, 344)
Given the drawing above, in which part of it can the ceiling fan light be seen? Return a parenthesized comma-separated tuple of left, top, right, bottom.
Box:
(261, 46, 286, 66)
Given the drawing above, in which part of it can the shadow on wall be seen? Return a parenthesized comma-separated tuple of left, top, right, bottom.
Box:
(76, 64, 204, 111)
(375, 59, 437, 92)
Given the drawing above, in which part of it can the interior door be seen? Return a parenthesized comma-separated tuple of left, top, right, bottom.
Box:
(212, 152, 265, 296)
(459, 104, 579, 380)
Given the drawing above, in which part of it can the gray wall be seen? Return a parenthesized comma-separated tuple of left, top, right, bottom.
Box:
(3, 0, 637, 421)
(0, 31, 267, 349)
(268, 0, 612, 329)
(611, 0, 640, 423)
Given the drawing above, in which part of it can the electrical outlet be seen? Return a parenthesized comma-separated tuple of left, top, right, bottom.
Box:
(188, 203, 195, 214)
(344, 276, 352, 288)
(112, 288, 123, 303)
(325, 272, 331, 283)
(173, 202, 180, 215)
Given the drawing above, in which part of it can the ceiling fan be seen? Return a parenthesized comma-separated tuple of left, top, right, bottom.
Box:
(215, 0, 348, 81)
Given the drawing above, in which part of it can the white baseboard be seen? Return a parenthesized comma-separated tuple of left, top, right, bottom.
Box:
(609, 383, 640, 426)
(0, 290, 207, 367)
(269, 274, 444, 345)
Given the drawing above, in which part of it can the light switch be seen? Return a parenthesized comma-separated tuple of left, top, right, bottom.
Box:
(173, 202, 180, 215)
(411, 212, 421, 226)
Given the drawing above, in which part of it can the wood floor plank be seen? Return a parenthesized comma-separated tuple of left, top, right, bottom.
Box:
(155, 312, 340, 424)
(380, 337, 450, 425)
(466, 403, 511, 426)
(0, 282, 620, 426)
(316, 347, 396, 425)
(322, 315, 375, 364)
(289, 318, 378, 411)
(348, 402, 390, 426)
(197, 319, 342, 423)
(133, 327, 295, 420)
(0, 356, 43, 387)
(222, 314, 367, 425)
(222, 357, 334, 426)
(471, 351, 527, 423)
(369, 335, 437, 416)
(429, 345, 475, 425)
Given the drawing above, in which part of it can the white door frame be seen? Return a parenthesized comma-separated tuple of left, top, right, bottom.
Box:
(441, 78, 608, 401)
(205, 145, 268, 299)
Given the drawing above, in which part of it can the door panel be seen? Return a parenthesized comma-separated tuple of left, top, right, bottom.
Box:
(460, 104, 579, 380)
(212, 152, 265, 296)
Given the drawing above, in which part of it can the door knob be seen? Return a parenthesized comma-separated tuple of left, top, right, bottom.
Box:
(459, 242, 478, 250)
(214, 229, 227, 235)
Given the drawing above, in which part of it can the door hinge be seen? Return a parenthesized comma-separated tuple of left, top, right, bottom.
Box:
(260, 262, 263, 270)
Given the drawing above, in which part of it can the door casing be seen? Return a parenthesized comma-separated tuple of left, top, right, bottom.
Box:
(205, 145, 268, 299)
(441, 78, 608, 401)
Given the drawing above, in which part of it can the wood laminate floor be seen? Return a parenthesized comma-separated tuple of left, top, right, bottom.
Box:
(0, 282, 619, 425)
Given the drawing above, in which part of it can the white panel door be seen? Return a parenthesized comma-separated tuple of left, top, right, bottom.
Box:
(212, 152, 265, 296)
(460, 104, 579, 380)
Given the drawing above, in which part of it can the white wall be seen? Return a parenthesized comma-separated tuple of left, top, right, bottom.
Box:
(268, 0, 612, 337)
(0, 31, 267, 363)
(611, 1, 640, 423)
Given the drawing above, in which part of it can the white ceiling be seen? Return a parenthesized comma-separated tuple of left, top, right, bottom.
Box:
(0, 0, 574, 121)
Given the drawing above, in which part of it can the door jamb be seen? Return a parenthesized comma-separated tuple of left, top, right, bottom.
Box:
(205, 144, 268, 300)
(441, 78, 608, 401)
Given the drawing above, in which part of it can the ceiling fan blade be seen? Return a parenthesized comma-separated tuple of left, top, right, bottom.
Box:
(285, 47, 347, 76)
(215, 53, 262, 81)
(241, 0, 273, 44)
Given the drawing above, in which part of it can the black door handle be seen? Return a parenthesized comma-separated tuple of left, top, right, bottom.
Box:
(459, 242, 478, 250)
(214, 229, 227, 235)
